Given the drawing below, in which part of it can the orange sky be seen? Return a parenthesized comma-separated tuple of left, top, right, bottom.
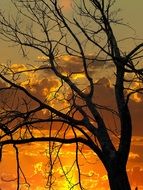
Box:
(0, 1, 143, 190)
(0, 56, 143, 190)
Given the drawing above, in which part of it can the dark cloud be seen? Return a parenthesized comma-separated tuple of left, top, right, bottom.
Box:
(39, 55, 114, 80)
(91, 77, 143, 136)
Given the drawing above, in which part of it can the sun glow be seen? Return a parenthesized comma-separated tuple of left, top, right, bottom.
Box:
(59, 0, 72, 11)
(61, 55, 71, 62)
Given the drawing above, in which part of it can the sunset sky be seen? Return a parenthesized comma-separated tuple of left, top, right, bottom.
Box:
(0, 1, 143, 190)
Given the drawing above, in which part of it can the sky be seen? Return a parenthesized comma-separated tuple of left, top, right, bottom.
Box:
(0, 0, 143, 62)
(0, 1, 143, 190)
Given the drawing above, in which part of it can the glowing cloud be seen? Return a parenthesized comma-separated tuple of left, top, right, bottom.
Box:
(129, 152, 140, 160)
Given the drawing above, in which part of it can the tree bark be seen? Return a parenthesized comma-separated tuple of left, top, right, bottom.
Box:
(107, 166, 131, 190)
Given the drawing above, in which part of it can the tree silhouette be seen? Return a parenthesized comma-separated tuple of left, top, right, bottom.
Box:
(0, 0, 143, 190)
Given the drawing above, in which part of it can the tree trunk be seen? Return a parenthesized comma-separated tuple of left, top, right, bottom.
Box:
(107, 166, 131, 190)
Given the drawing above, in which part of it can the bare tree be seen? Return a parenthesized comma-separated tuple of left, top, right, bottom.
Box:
(0, 0, 143, 190)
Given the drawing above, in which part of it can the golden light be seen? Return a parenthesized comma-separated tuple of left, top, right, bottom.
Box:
(11, 63, 27, 72)
(61, 55, 72, 62)
(34, 162, 45, 175)
(132, 93, 142, 103)
(129, 152, 140, 160)
(42, 87, 49, 96)
(37, 55, 48, 61)
(71, 73, 85, 80)
(126, 81, 142, 103)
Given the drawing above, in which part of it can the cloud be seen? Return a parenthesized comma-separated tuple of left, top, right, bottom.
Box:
(0, 173, 16, 182)
(92, 78, 143, 137)
(1, 59, 143, 139)
(10, 63, 27, 72)
(132, 136, 143, 146)
(126, 81, 143, 103)
(129, 152, 140, 160)
(37, 54, 143, 107)
(38, 54, 113, 79)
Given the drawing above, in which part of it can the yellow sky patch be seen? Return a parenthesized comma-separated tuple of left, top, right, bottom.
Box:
(129, 152, 140, 160)
(11, 63, 27, 72)
(71, 73, 85, 80)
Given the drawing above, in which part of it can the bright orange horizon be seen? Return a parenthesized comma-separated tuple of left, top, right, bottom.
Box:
(1, 139, 143, 190)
